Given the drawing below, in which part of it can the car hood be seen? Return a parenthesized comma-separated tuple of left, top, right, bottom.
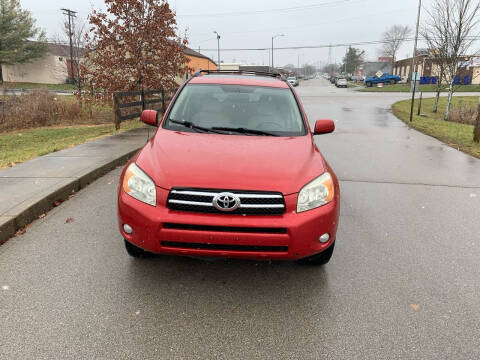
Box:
(135, 129, 327, 195)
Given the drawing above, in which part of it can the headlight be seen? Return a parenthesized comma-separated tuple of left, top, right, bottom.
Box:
(122, 163, 156, 206)
(297, 172, 334, 213)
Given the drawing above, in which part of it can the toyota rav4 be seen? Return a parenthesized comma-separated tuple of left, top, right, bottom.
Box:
(118, 71, 340, 265)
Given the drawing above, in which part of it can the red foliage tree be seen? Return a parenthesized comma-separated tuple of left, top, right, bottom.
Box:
(83, 0, 188, 99)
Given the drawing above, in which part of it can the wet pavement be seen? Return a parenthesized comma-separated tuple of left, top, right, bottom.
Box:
(1, 79, 480, 359)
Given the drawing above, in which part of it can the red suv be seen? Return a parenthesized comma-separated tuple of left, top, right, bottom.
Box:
(118, 71, 340, 265)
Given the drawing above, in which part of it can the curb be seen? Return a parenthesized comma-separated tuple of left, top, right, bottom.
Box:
(0, 148, 139, 246)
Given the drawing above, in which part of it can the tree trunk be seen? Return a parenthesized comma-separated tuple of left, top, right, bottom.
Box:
(433, 88, 441, 113)
(76, 60, 82, 107)
(444, 79, 454, 121)
(0, 62, 3, 85)
(474, 98, 480, 143)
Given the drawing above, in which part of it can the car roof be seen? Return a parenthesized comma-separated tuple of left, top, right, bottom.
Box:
(189, 74, 289, 89)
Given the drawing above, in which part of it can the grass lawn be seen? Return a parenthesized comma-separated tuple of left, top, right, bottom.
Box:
(392, 96, 480, 159)
(347, 82, 360, 88)
(1, 82, 77, 91)
(359, 84, 480, 92)
(0, 120, 144, 169)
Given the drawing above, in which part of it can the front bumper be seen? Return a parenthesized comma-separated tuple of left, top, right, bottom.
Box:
(118, 188, 339, 261)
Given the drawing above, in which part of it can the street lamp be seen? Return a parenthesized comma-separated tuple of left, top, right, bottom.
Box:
(271, 34, 285, 70)
(213, 31, 221, 71)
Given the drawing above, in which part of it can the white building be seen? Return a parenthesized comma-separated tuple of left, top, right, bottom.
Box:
(2, 43, 84, 84)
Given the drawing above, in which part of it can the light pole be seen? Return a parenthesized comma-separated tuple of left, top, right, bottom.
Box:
(213, 31, 221, 71)
(409, 0, 422, 122)
(271, 34, 284, 71)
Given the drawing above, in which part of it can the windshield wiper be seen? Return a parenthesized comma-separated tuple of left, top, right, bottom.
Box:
(169, 119, 226, 134)
(211, 126, 279, 137)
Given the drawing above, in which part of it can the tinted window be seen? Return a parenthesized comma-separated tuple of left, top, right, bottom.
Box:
(165, 84, 306, 136)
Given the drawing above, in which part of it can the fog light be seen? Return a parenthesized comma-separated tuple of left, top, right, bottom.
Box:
(319, 233, 330, 243)
(123, 224, 133, 234)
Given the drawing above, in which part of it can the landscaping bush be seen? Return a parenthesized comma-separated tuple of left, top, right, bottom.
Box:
(0, 90, 113, 132)
(449, 101, 477, 125)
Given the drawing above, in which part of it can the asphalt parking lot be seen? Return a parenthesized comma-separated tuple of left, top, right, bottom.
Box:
(1, 79, 480, 359)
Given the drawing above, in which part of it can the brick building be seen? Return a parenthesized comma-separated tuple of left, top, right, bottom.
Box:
(393, 54, 480, 85)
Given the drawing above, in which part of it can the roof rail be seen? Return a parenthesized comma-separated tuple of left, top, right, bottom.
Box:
(194, 69, 287, 81)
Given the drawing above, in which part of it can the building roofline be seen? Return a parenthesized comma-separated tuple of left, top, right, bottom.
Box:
(184, 47, 216, 65)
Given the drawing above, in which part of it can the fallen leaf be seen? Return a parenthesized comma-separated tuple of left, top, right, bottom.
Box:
(68, 194, 76, 199)
(16, 228, 26, 236)
(410, 304, 420, 311)
(65, 217, 74, 223)
(53, 200, 62, 207)
(39, 213, 46, 219)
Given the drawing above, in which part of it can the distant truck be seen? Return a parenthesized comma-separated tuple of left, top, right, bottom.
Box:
(364, 73, 401, 87)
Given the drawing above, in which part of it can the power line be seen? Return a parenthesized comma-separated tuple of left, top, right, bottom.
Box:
(197, 36, 480, 52)
(177, 0, 354, 17)
(185, 6, 407, 43)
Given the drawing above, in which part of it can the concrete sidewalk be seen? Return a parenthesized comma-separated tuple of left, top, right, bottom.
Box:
(0, 126, 150, 244)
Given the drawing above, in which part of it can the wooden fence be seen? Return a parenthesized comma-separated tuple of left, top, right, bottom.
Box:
(113, 88, 177, 129)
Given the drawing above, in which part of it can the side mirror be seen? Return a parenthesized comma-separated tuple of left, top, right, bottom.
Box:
(313, 119, 335, 135)
(140, 110, 158, 127)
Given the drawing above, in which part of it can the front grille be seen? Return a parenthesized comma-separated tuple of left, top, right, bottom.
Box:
(161, 241, 288, 253)
(167, 188, 286, 215)
(163, 223, 287, 234)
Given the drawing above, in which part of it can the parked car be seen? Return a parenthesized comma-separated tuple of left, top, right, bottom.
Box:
(364, 73, 401, 87)
(118, 71, 340, 265)
(335, 77, 347, 88)
(287, 76, 299, 87)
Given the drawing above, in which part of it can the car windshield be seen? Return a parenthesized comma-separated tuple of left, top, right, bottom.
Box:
(288, 77, 296, 80)
(164, 84, 306, 136)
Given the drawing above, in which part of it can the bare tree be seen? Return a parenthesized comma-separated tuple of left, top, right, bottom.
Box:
(421, 4, 450, 113)
(52, 15, 86, 96)
(380, 25, 412, 68)
(56, 15, 86, 93)
(428, 0, 480, 121)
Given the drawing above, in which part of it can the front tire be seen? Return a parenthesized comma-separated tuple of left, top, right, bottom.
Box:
(298, 242, 335, 265)
(124, 239, 151, 258)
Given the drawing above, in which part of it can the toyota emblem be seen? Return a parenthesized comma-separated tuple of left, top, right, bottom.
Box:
(212, 192, 241, 211)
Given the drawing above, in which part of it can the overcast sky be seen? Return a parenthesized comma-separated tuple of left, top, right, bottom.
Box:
(19, 0, 469, 67)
